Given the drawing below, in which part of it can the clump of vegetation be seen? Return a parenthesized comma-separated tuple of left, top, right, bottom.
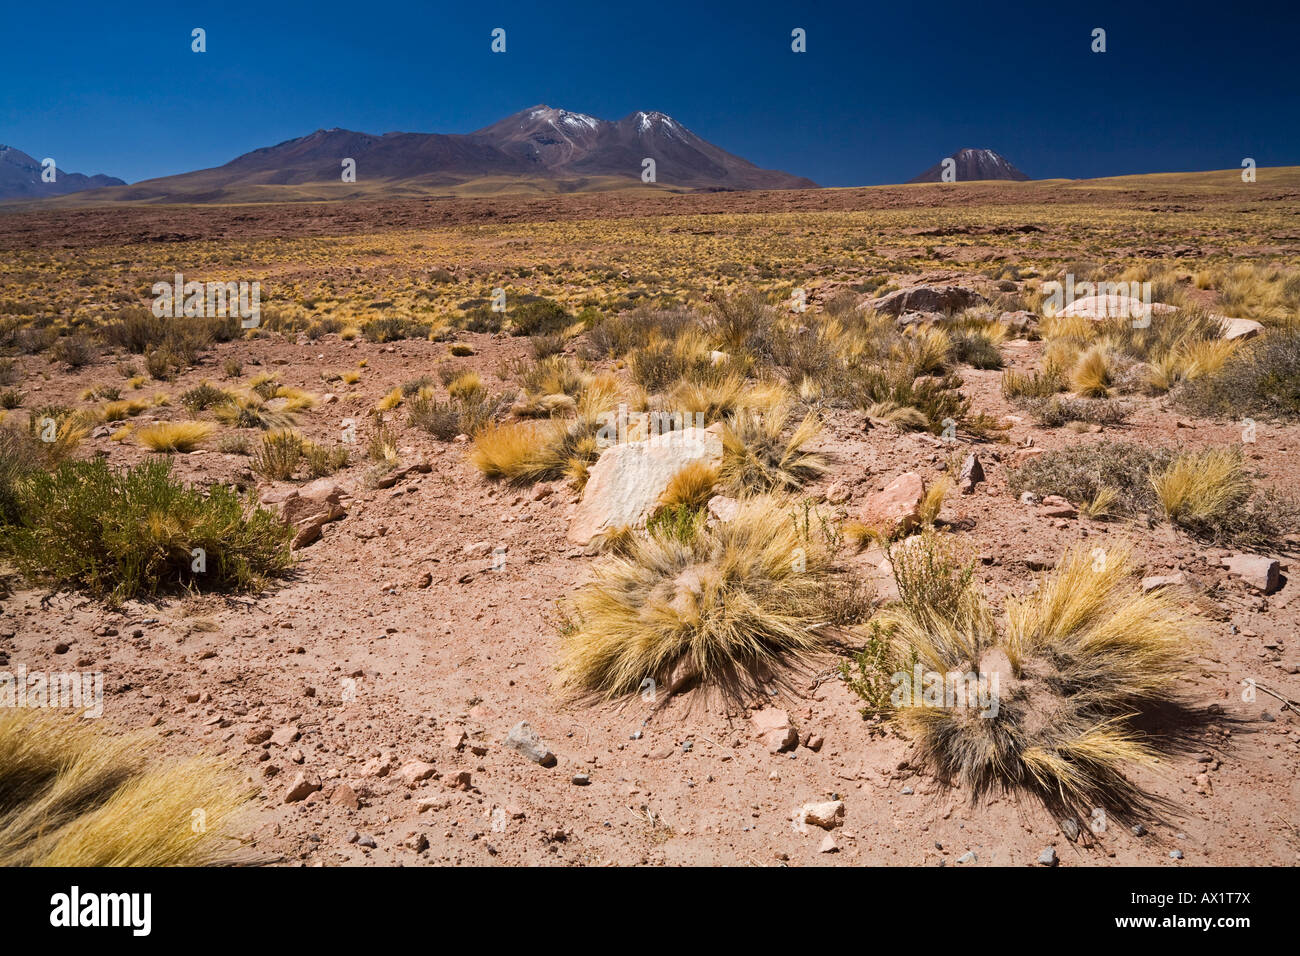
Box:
(558, 496, 850, 698)
(1, 458, 292, 603)
(508, 298, 570, 337)
(251, 429, 306, 480)
(134, 421, 215, 453)
(846, 540, 1200, 815)
(180, 382, 233, 414)
(362, 316, 425, 342)
(1010, 440, 1296, 546)
(51, 335, 99, 368)
(1178, 328, 1300, 420)
(0, 709, 250, 866)
(718, 406, 825, 493)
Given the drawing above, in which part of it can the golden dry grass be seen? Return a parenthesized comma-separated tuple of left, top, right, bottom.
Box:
(134, 421, 215, 453)
(0, 709, 251, 866)
(558, 495, 837, 698)
(1150, 447, 1253, 525)
(718, 405, 825, 493)
(878, 543, 1199, 814)
(657, 461, 719, 512)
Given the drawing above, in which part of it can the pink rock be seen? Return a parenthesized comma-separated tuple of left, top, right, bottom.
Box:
(1222, 554, 1281, 594)
(1040, 495, 1077, 518)
(751, 708, 798, 753)
(397, 761, 437, 787)
(860, 472, 926, 537)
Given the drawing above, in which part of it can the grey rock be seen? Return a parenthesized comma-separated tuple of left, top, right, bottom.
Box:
(505, 721, 557, 767)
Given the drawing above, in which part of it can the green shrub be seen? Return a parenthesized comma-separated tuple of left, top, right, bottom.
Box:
(509, 298, 570, 337)
(1, 458, 292, 604)
(1178, 328, 1300, 420)
(251, 429, 305, 480)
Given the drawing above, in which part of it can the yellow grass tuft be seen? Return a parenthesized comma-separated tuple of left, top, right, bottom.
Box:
(871, 542, 1200, 815)
(718, 405, 825, 493)
(657, 461, 719, 512)
(0, 709, 250, 867)
(558, 495, 839, 698)
(135, 421, 215, 453)
(375, 387, 403, 412)
(1069, 345, 1114, 397)
(1150, 448, 1253, 526)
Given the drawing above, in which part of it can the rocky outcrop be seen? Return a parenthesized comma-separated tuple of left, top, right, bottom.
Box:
(567, 427, 723, 545)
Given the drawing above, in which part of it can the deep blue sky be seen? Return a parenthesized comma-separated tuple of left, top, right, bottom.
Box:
(4, 0, 1298, 187)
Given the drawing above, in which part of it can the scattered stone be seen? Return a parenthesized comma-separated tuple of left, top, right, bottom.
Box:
(871, 285, 984, 316)
(956, 851, 977, 864)
(504, 721, 557, 767)
(818, 835, 840, 854)
(1141, 572, 1187, 592)
(799, 800, 845, 830)
(1037, 847, 1059, 867)
(751, 708, 798, 754)
(1221, 554, 1281, 594)
(283, 772, 322, 803)
(1056, 294, 1177, 320)
(330, 783, 360, 811)
(265, 479, 349, 550)
(1170, 849, 1184, 860)
(1059, 817, 1081, 842)
(270, 725, 299, 747)
(1219, 316, 1265, 341)
(957, 453, 984, 494)
(1040, 495, 1077, 518)
(1131, 823, 1147, 837)
(707, 494, 740, 524)
(444, 770, 472, 790)
(859, 472, 926, 537)
(571, 773, 591, 786)
(356, 833, 377, 849)
(397, 760, 437, 787)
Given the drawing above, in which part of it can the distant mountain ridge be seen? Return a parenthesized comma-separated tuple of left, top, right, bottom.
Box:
(0, 146, 125, 200)
(908, 148, 1029, 183)
(33, 106, 816, 204)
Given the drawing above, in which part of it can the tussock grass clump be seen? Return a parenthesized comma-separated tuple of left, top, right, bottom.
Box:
(656, 461, 718, 513)
(0, 710, 250, 866)
(51, 335, 98, 368)
(718, 406, 825, 493)
(251, 429, 306, 480)
(212, 392, 296, 430)
(135, 421, 215, 453)
(558, 496, 845, 698)
(852, 542, 1199, 814)
(409, 388, 509, 441)
(180, 382, 233, 414)
(2, 458, 292, 603)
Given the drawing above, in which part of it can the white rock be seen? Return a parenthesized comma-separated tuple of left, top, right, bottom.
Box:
(567, 428, 723, 545)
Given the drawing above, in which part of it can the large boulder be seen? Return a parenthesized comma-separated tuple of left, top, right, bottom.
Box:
(567, 427, 723, 545)
(870, 285, 983, 317)
(1217, 316, 1265, 341)
(1055, 294, 1177, 320)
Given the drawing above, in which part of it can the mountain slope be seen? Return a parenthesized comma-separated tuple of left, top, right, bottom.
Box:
(36, 106, 815, 205)
(0, 146, 125, 200)
(908, 148, 1029, 183)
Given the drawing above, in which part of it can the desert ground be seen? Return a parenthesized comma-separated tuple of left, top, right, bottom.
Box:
(1, 170, 1298, 867)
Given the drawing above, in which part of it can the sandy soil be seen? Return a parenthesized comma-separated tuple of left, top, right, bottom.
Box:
(3, 317, 1298, 867)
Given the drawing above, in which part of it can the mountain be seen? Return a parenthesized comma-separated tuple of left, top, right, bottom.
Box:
(34, 106, 815, 204)
(0, 146, 125, 200)
(907, 148, 1029, 183)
